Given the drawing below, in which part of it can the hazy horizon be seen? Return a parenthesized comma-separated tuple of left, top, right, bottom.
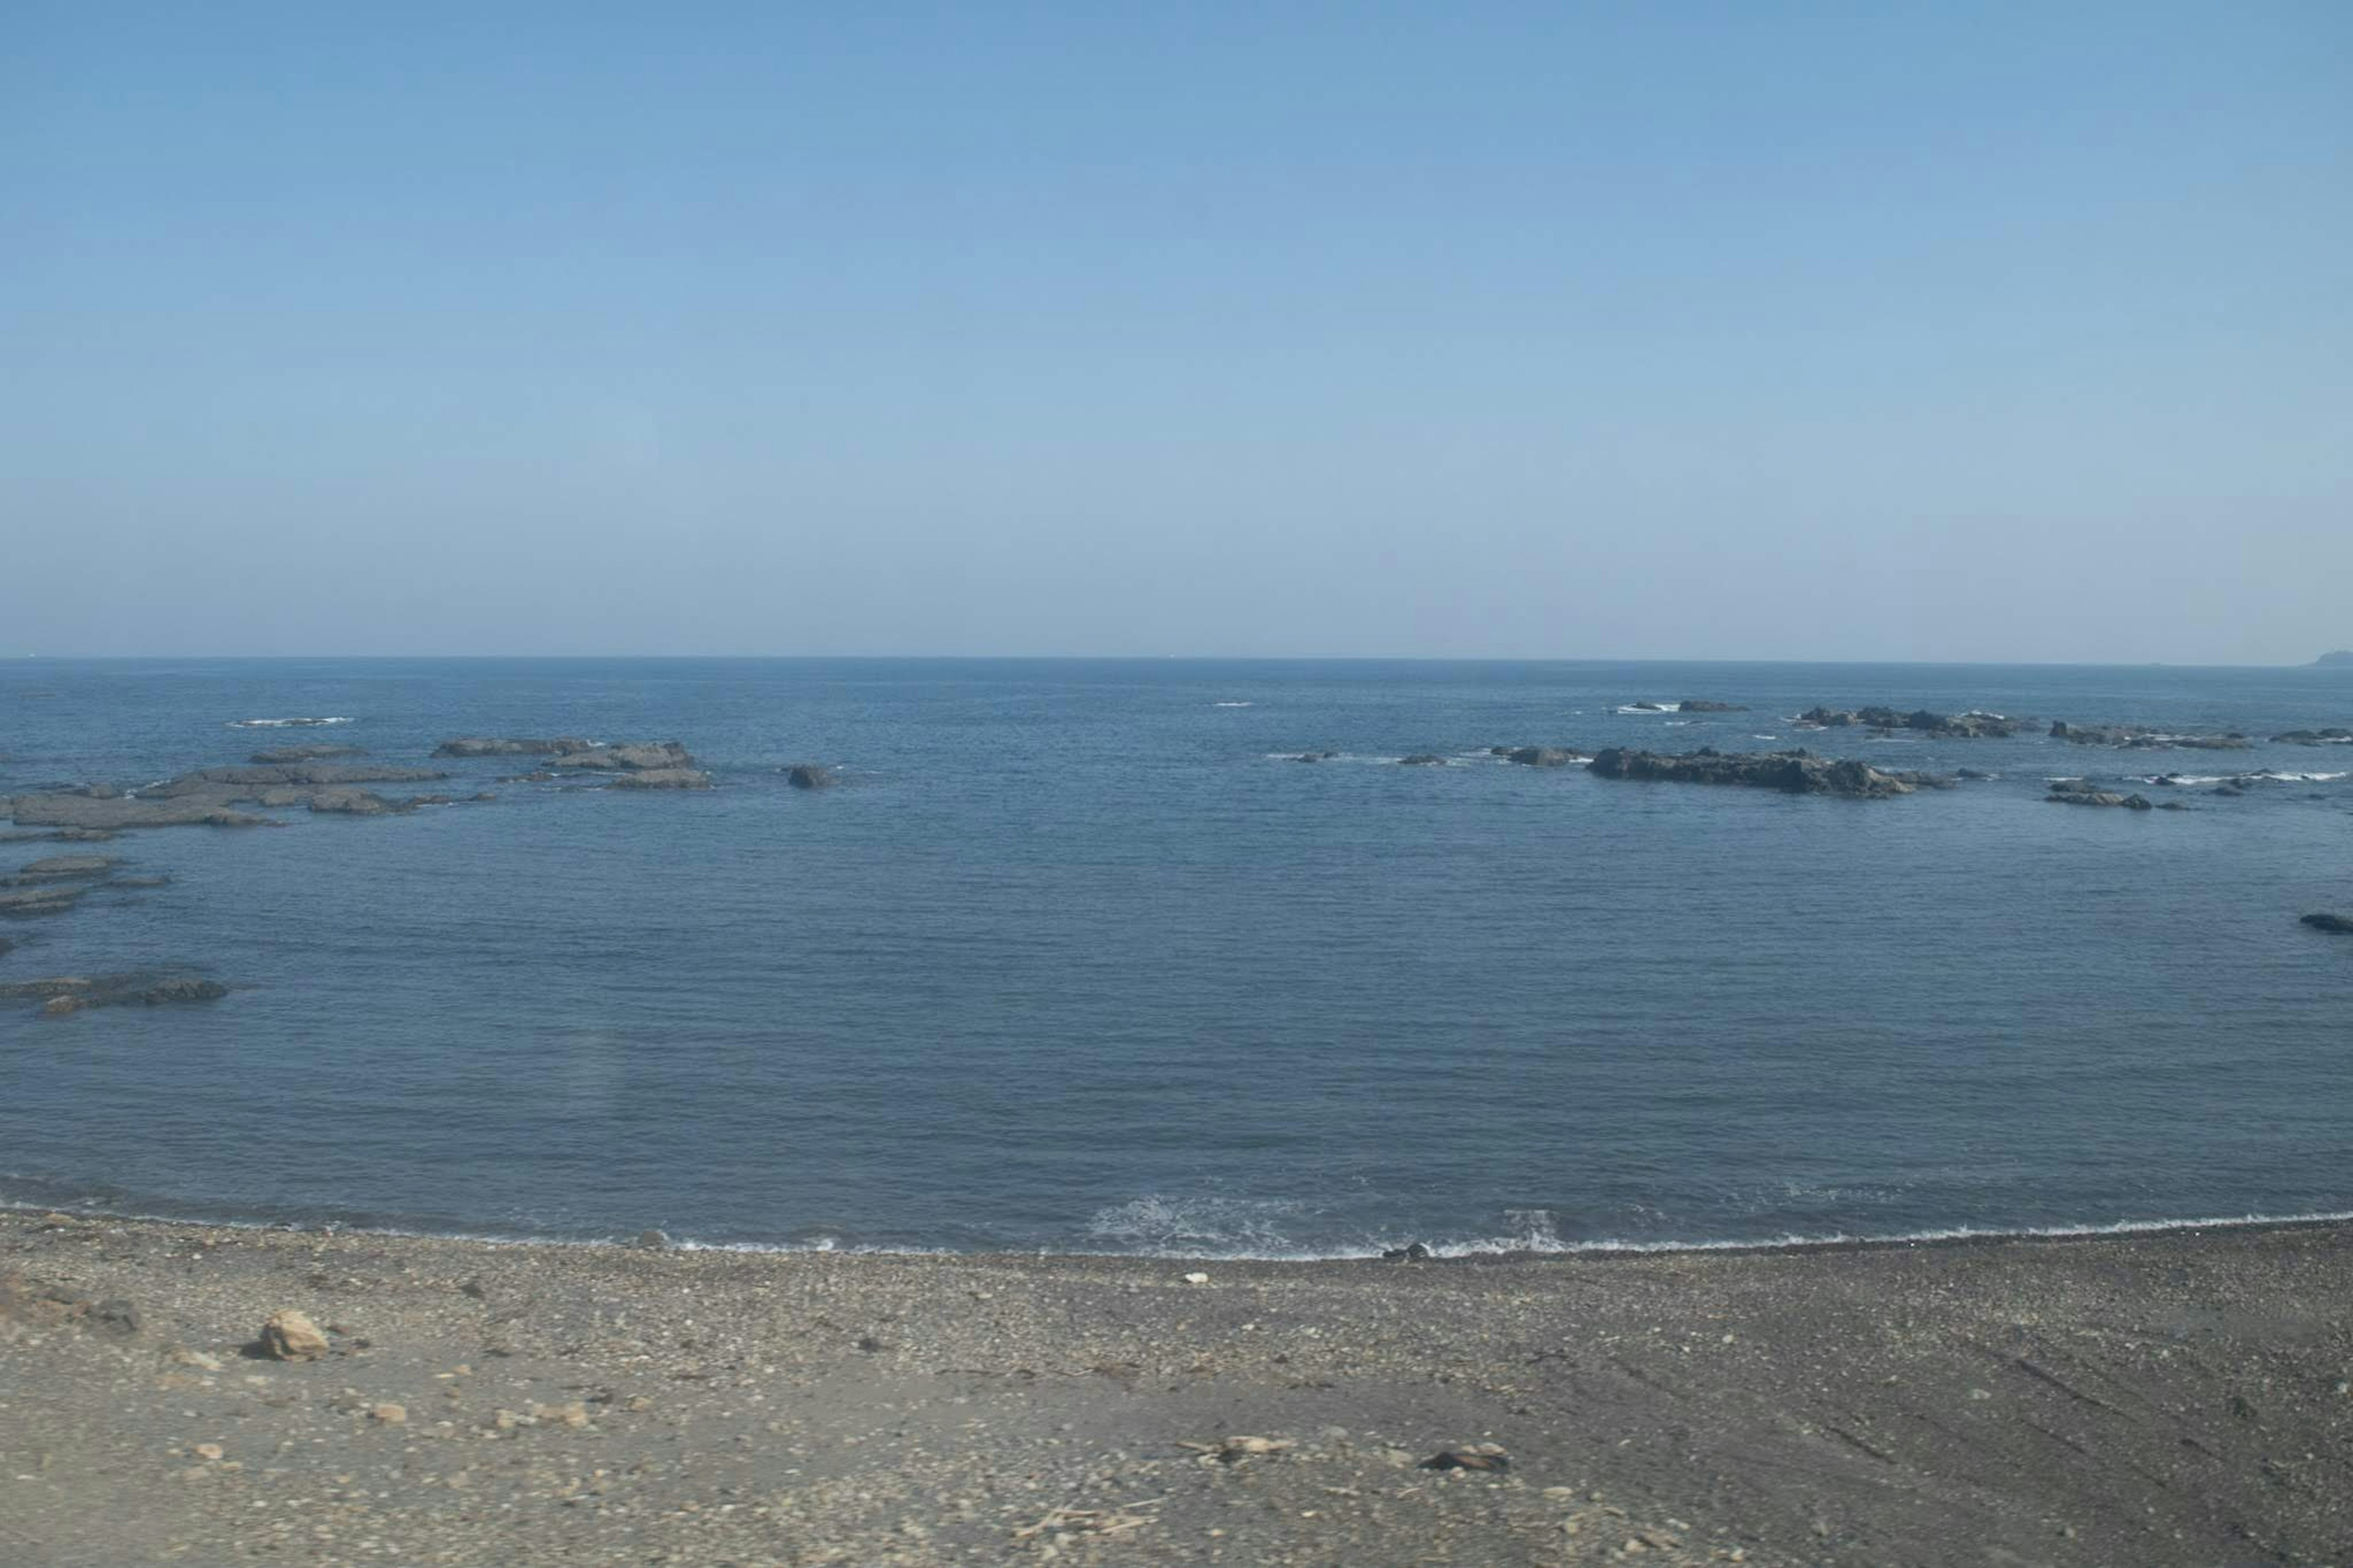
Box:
(7, 4, 2349, 664)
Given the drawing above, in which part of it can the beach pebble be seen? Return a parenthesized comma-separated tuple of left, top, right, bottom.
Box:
(172, 1350, 223, 1372)
(258, 1309, 329, 1362)
(368, 1404, 406, 1425)
(1181, 1272, 1210, 1285)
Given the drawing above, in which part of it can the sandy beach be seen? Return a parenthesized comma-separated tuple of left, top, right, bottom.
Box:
(1, 1214, 2346, 1566)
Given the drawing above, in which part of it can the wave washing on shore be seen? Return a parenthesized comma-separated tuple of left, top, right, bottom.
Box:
(5, 656, 2352, 1256)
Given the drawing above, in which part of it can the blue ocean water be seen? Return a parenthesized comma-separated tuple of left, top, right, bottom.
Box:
(3, 657, 2350, 1257)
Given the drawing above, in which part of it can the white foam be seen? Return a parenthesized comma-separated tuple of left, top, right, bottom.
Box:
(226, 716, 355, 729)
(1615, 702, 1682, 714)
(1212, 701, 1253, 708)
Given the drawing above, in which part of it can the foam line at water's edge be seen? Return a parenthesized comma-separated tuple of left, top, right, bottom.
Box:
(3, 1199, 2349, 1263)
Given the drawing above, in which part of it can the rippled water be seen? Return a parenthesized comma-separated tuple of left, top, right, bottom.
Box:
(3, 657, 2350, 1256)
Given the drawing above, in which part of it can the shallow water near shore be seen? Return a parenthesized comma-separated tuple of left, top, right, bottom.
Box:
(4, 657, 2351, 1256)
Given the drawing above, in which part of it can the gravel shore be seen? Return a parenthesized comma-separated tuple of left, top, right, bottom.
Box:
(2, 1213, 2347, 1566)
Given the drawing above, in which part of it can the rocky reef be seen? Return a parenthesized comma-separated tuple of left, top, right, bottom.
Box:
(1588, 748, 1946, 798)
(1, 971, 228, 1017)
(1798, 706, 2018, 738)
(2273, 728, 2353, 745)
(2048, 722, 2251, 751)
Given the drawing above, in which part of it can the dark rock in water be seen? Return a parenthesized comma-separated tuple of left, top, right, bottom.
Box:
(2300, 912, 2353, 934)
(249, 744, 368, 764)
(1506, 746, 1582, 767)
(10, 793, 270, 830)
(143, 763, 446, 798)
(1420, 1445, 1510, 1472)
(2273, 729, 2353, 745)
(1956, 768, 1994, 781)
(0, 935, 13, 958)
(0, 884, 87, 917)
(1627, 701, 1669, 712)
(2044, 779, 2154, 809)
(1382, 1242, 1433, 1262)
(2156, 801, 2189, 811)
(784, 763, 838, 789)
(1588, 748, 1933, 798)
(1677, 699, 1748, 712)
(2050, 721, 2251, 751)
(549, 741, 699, 773)
(634, 1229, 672, 1250)
(432, 737, 599, 759)
(2, 971, 228, 1012)
(308, 788, 398, 816)
(1800, 705, 2015, 738)
(15, 855, 117, 881)
(611, 768, 713, 790)
(1289, 751, 1339, 763)
(1398, 754, 1447, 766)
(109, 874, 172, 888)
(2215, 786, 2245, 797)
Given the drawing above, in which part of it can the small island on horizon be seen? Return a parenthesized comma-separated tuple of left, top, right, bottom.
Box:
(2313, 650, 2353, 666)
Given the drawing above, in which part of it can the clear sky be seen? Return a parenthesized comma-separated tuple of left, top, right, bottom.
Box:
(4, 2, 2348, 662)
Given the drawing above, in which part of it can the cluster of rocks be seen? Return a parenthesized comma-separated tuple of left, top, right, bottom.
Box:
(1799, 706, 2019, 738)
(2043, 779, 2189, 811)
(2273, 728, 2353, 745)
(1673, 699, 1747, 713)
(2048, 722, 2251, 751)
(1494, 746, 1585, 767)
(442, 738, 712, 790)
(1588, 747, 1948, 798)
(1, 855, 139, 918)
(1, 971, 228, 1017)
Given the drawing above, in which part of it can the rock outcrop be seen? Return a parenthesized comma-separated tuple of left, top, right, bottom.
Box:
(1504, 747, 1583, 767)
(249, 745, 368, 764)
(2300, 912, 2353, 933)
(2, 972, 229, 1013)
(1398, 754, 1447, 766)
(2049, 722, 2252, 751)
(611, 768, 713, 790)
(1587, 748, 1940, 798)
(2045, 779, 2154, 809)
(1800, 706, 2018, 738)
(548, 741, 699, 773)
(431, 737, 599, 759)
(15, 855, 117, 881)
(10, 793, 270, 830)
(2273, 729, 2353, 745)
(783, 764, 837, 790)
(1675, 700, 1748, 713)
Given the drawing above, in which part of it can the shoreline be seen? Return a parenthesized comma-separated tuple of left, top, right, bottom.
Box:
(5, 1211, 2347, 1565)
(9, 1197, 2353, 1267)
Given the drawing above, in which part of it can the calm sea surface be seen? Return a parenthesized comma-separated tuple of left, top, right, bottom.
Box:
(3, 657, 2349, 1256)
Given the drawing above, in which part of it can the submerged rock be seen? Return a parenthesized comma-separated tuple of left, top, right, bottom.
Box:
(2, 971, 228, 1012)
(249, 745, 368, 764)
(1588, 748, 1936, 798)
(2045, 779, 2154, 809)
(611, 768, 713, 790)
(14, 855, 117, 881)
(2050, 721, 2251, 750)
(1505, 746, 1583, 767)
(1288, 751, 1339, 763)
(2274, 729, 2353, 745)
(10, 793, 270, 830)
(548, 741, 699, 772)
(2300, 912, 2353, 934)
(0, 885, 88, 917)
(784, 763, 838, 789)
(1676, 699, 1748, 713)
(431, 737, 599, 759)
(1398, 754, 1448, 766)
(1800, 706, 2017, 738)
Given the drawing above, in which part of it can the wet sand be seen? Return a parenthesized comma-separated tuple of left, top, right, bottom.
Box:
(1, 1213, 2347, 1566)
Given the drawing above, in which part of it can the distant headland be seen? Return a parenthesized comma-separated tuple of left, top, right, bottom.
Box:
(2313, 650, 2353, 667)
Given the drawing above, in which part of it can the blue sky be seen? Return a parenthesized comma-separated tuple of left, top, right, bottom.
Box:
(4, 2, 2347, 660)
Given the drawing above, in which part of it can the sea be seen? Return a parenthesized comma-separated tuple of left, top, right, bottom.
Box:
(3, 657, 2349, 1259)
